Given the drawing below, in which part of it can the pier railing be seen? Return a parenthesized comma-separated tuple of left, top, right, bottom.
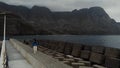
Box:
(0, 40, 7, 68)
(0, 13, 7, 68)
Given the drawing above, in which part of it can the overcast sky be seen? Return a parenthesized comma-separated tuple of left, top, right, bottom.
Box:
(0, 0, 120, 22)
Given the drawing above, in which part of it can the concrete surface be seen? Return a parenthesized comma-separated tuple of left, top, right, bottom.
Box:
(10, 39, 72, 68)
(6, 41, 33, 68)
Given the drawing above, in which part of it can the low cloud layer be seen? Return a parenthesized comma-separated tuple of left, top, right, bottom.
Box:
(0, 0, 120, 22)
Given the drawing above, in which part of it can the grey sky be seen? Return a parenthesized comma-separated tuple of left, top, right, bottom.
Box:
(0, 0, 120, 22)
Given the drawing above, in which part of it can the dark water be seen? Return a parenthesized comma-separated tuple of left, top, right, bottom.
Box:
(10, 35, 120, 49)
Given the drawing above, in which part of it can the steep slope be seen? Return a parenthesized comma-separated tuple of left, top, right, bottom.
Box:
(0, 13, 35, 35)
(0, 2, 119, 35)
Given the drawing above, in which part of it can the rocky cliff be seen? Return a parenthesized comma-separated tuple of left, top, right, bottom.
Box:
(0, 2, 119, 35)
(0, 13, 35, 35)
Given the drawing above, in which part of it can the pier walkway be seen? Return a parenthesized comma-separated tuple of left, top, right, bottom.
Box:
(6, 41, 33, 68)
(0, 39, 72, 68)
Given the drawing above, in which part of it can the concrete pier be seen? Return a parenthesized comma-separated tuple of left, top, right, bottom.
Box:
(6, 41, 33, 68)
(10, 39, 72, 68)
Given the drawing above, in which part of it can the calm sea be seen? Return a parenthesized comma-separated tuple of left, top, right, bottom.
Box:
(8, 35, 120, 49)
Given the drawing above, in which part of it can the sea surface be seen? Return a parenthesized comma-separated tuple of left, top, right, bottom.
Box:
(9, 35, 120, 49)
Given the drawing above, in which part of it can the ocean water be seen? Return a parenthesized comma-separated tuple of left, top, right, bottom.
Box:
(11, 35, 120, 49)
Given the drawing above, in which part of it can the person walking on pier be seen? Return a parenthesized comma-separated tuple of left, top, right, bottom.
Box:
(32, 38, 39, 54)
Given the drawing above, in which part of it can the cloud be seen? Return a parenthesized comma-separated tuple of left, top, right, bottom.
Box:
(100, 0, 120, 22)
(0, 0, 120, 22)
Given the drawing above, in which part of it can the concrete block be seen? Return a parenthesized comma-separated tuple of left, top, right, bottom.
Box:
(80, 50, 90, 60)
(64, 43, 73, 55)
(57, 42, 65, 53)
(92, 46, 105, 54)
(93, 65, 106, 68)
(105, 47, 120, 58)
(90, 52, 105, 64)
(105, 57, 120, 68)
(79, 66, 93, 68)
(71, 45, 82, 57)
(83, 45, 91, 51)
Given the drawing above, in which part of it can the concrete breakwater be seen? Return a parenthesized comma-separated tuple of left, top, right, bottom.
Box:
(10, 39, 72, 68)
(23, 39, 120, 68)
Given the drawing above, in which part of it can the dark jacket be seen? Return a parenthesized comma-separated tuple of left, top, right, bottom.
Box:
(32, 41, 39, 46)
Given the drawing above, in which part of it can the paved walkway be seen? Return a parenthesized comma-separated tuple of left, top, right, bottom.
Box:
(10, 39, 72, 68)
(6, 41, 33, 68)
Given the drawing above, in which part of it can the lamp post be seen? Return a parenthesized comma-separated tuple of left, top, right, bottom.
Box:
(3, 13, 6, 41)
(0, 12, 7, 68)
(0, 12, 7, 40)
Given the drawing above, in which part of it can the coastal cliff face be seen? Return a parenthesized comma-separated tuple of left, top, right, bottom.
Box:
(0, 14, 35, 35)
(0, 2, 119, 35)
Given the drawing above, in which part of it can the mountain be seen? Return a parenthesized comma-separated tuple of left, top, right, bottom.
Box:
(116, 22, 120, 30)
(0, 13, 35, 36)
(0, 2, 119, 35)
